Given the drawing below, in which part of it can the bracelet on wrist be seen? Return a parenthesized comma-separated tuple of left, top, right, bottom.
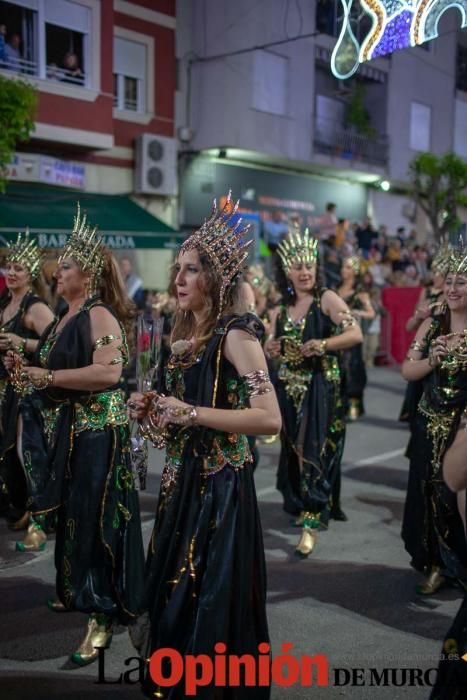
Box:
(188, 406, 198, 426)
(16, 338, 26, 355)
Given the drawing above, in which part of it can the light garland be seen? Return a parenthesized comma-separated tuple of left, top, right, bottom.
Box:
(331, 0, 467, 80)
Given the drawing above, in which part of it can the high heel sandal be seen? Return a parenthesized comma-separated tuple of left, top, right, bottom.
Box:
(294, 512, 320, 558)
(416, 567, 445, 596)
(16, 516, 46, 552)
(71, 614, 113, 666)
(47, 598, 67, 612)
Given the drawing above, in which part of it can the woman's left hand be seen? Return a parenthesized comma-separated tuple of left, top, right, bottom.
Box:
(155, 396, 196, 427)
(22, 366, 50, 387)
(0, 333, 22, 352)
(300, 339, 324, 357)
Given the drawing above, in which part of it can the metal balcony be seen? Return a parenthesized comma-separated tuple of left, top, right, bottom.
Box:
(313, 117, 388, 167)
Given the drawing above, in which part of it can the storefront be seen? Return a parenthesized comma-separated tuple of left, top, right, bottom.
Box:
(0, 182, 181, 289)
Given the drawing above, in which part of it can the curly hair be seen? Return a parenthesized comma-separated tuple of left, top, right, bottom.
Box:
(95, 250, 137, 354)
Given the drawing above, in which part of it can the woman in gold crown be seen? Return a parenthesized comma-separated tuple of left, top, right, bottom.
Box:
(264, 230, 362, 557)
(337, 255, 375, 421)
(0, 233, 54, 528)
(10, 207, 145, 665)
(129, 193, 281, 698)
(401, 244, 467, 596)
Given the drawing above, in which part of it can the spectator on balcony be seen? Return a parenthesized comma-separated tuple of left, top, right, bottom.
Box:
(46, 62, 62, 81)
(4, 33, 22, 71)
(61, 52, 84, 84)
(319, 202, 338, 241)
(356, 217, 378, 258)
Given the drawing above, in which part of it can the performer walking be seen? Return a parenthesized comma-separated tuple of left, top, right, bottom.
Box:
(14, 207, 145, 665)
(337, 256, 375, 420)
(129, 193, 281, 698)
(264, 229, 362, 556)
(401, 245, 467, 595)
(0, 233, 53, 528)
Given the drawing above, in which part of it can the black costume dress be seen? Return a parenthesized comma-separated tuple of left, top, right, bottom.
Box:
(339, 290, 367, 418)
(0, 292, 46, 515)
(140, 314, 270, 699)
(20, 296, 145, 622)
(275, 297, 345, 522)
(401, 319, 467, 583)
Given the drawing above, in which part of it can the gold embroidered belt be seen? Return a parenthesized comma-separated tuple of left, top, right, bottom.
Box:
(73, 389, 128, 433)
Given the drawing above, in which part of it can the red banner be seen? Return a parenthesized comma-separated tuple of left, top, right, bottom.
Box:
(381, 286, 422, 364)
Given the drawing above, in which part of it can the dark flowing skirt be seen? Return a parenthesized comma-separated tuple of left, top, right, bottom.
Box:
(20, 392, 145, 623)
(276, 370, 345, 518)
(340, 345, 367, 416)
(141, 457, 270, 699)
(401, 411, 467, 581)
(0, 383, 27, 513)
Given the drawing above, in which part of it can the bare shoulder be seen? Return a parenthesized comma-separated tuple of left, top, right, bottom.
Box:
(89, 305, 121, 337)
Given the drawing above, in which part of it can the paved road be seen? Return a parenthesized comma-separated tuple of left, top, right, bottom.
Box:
(0, 367, 461, 699)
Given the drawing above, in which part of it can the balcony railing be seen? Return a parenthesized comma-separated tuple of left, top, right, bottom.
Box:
(0, 56, 38, 76)
(313, 117, 388, 167)
(0, 58, 86, 86)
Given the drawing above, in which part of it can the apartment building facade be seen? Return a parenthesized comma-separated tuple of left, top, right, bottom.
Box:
(1, 0, 178, 285)
(176, 0, 467, 238)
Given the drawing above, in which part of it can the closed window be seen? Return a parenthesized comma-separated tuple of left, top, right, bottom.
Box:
(113, 36, 146, 112)
(410, 102, 431, 151)
(252, 50, 287, 117)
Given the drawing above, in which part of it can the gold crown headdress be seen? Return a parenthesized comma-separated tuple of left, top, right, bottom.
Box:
(7, 230, 44, 280)
(58, 204, 105, 285)
(344, 255, 362, 276)
(431, 237, 453, 277)
(180, 191, 253, 314)
(447, 237, 467, 276)
(277, 227, 318, 273)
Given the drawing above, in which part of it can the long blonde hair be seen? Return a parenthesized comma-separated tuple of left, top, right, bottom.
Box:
(170, 249, 243, 353)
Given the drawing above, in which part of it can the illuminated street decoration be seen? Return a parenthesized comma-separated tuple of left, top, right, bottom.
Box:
(331, 0, 467, 79)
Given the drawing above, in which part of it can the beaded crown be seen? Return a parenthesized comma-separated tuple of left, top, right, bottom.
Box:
(344, 255, 362, 276)
(447, 238, 467, 276)
(7, 230, 44, 280)
(277, 227, 318, 273)
(431, 238, 453, 277)
(58, 204, 105, 281)
(180, 191, 253, 313)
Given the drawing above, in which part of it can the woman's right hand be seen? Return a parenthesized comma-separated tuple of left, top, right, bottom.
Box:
(415, 304, 430, 321)
(429, 337, 448, 367)
(264, 337, 281, 359)
(127, 391, 157, 420)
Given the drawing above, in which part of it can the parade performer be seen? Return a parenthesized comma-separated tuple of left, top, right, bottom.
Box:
(13, 206, 145, 665)
(400, 242, 450, 425)
(0, 232, 53, 528)
(337, 256, 375, 420)
(129, 192, 281, 698)
(401, 244, 467, 595)
(264, 229, 362, 557)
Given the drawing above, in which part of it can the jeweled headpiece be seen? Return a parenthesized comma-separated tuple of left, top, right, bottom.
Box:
(344, 255, 362, 276)
(277, 227, 318, 273)
(431, 238, 453, 277)
(58, 204, 105, 284)
(7, 230, 44, 280)
(447, 238, 467, 276)
(180, 191, 253, 314)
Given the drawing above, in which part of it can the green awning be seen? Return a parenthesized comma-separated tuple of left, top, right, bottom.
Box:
(0, 182, 182, 250)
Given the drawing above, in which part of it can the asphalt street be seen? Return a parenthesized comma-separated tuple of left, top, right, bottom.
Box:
(0, 367, 461, 699)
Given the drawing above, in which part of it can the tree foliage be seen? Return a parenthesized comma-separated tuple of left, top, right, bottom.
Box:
(0, 75, 37, 191)
(409, 152, 467, 241)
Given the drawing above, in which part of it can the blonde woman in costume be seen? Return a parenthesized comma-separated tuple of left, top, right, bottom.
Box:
(264, 229, 362, 556)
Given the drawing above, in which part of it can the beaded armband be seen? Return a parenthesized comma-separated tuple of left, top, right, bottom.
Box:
(338, 310, 357, 331)
(93, 334, 127, 366)
(242, 370, 273, 397)
(405, 338, 428, 362)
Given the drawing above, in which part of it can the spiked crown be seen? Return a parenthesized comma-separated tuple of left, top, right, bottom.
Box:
(180, 191, 253, 314)
(447, 238, 467, 276)
(344, 255, 362, 276)
(7, 230, 44, 280)
(58, 204, 105, 283)
(277, 227, 318, 273)
(431, 238, 453, 277)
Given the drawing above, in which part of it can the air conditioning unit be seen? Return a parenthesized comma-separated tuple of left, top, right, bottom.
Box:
(134, 134, 178, 196)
